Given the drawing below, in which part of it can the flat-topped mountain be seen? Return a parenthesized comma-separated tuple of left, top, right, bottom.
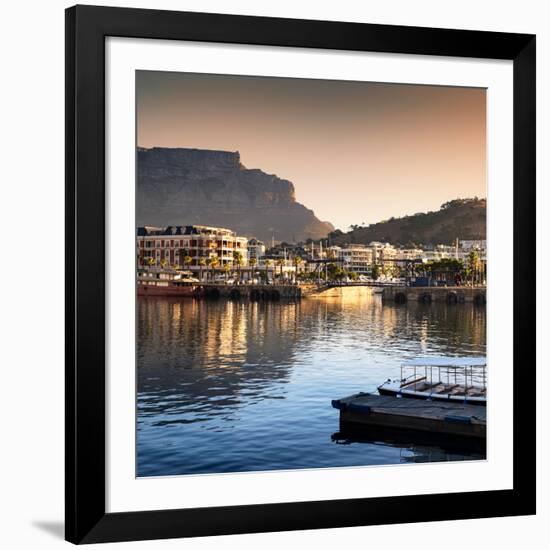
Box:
(137, 147, 334, 243)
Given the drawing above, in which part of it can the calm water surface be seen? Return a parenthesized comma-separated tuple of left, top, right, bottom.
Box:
(137, 289, 486, 477)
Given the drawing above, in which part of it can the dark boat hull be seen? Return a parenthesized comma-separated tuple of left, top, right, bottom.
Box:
(137, 283, 197, 297)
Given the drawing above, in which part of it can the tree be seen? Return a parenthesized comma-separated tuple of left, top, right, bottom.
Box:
(147, 257, 156, 267)
(276, 258, 285, 281)
(327, 263, 345, 281)
(467, 250, 481, 286)
(183, 255, 193, 270)
(371, 264, 380, 281)
(249, 257, 257, 281)
(223, 263, 231, 283)
(179, 248, 189, 269)
(232, 251, 244, 282)
(293, 255, 303, 283)
(209, 255, 219, 281)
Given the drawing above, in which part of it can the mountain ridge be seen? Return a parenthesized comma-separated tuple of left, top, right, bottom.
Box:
(329, 198, 486, 247)
(137, 147, 334, 243)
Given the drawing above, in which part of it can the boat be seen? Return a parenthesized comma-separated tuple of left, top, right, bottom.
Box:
(377, 356, 487, 405)
(137, 267, 199, 297)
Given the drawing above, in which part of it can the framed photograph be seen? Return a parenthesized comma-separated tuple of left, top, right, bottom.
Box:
(65, 5, 536, 544)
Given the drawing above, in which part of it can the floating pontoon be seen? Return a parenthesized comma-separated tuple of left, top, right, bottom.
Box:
(377, 356, 487, 405)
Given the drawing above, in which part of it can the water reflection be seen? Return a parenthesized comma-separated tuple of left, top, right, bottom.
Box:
(137, 289, 486, 476)
(332, 425, 485, 459)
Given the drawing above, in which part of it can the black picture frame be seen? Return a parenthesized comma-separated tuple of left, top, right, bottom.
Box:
(65, 4, 536, 544)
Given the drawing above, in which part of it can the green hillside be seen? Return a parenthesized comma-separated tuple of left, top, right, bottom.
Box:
(329, 198, 486, 247)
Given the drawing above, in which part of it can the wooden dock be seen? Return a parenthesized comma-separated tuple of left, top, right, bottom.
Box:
(332, 393, 486, 441)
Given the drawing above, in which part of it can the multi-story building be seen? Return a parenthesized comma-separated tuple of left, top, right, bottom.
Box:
(137, 225, 248, 270)
(396, 248, 425, 261)
(334, 245, 374, 275)
(247, 238, 266, 263)
(459, 239, 486, 252)
(424, 244, 459, 261)
(459, 239, 486, 261)
(367, 241, 398, 266)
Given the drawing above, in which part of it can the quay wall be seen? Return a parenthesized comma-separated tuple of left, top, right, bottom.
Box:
(381, 286, 486, 305)
(196, 284, 301, 301)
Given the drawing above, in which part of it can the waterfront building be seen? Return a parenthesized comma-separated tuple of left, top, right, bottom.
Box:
(424, 244, 459, 261)
(247, 238, 266, 262)
(459, 239, 486, 251)
(137, 224, 248, 270)
(259, 253, 297, 281)
(334, 245, 374, 275)
(459, 239, 486, 261)
(396, 248, 425, 261)
(367, 241, 398, 266)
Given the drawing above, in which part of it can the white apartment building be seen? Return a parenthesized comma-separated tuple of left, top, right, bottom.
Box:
(326, 245, 374, 274)
(247, 238, 266, 262)
(396, 248, 425, 261)
(459, 239, 487, 261)
(368, 241, 398, 265)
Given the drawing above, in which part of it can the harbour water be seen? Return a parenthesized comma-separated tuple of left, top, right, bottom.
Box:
(137, 288, 486, 477)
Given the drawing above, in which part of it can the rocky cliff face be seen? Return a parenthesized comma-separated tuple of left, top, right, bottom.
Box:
(137, 147, 333, 243)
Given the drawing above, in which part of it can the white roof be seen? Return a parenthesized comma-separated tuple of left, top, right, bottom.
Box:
(402, 356, 486, 367)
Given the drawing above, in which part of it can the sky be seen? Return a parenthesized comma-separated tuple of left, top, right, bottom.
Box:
(137, 71, 486, 232)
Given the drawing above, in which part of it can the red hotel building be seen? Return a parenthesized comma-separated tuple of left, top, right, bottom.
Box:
(137, 225, 248, 270)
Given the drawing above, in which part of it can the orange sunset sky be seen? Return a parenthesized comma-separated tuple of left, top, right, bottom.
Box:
(137, 71, 486, 231)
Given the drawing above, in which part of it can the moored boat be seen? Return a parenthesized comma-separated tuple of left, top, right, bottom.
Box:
(137, 268, 199, 297)
(377, 356, 486, 405)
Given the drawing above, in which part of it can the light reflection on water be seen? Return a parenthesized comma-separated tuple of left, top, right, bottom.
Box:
(137, 289, 486, 477)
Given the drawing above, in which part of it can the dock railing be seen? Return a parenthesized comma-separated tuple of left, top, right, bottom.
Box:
(400, 363, 487, 393)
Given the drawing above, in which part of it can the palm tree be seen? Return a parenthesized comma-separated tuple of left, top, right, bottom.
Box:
(467, 250, 480, 286)
(249, 257, 257, 282)
(293, 255, 302, 271)
(232, 251, 243, 282)
(276, 258, 285, 282)
(209, 254, 219, 282)
(183, 255, 193, 270)
(179, 248, 189, 270)
(292, 255, 303, 283)
(223, 263, 231, 283)
(264, 259, 272, 283)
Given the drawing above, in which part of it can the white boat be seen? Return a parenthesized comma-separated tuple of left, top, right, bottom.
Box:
(377, 356, 487, 405)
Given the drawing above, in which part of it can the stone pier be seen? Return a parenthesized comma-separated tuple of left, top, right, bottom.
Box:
(196, 284, 301, 301)
(382, 286, 486, 305)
